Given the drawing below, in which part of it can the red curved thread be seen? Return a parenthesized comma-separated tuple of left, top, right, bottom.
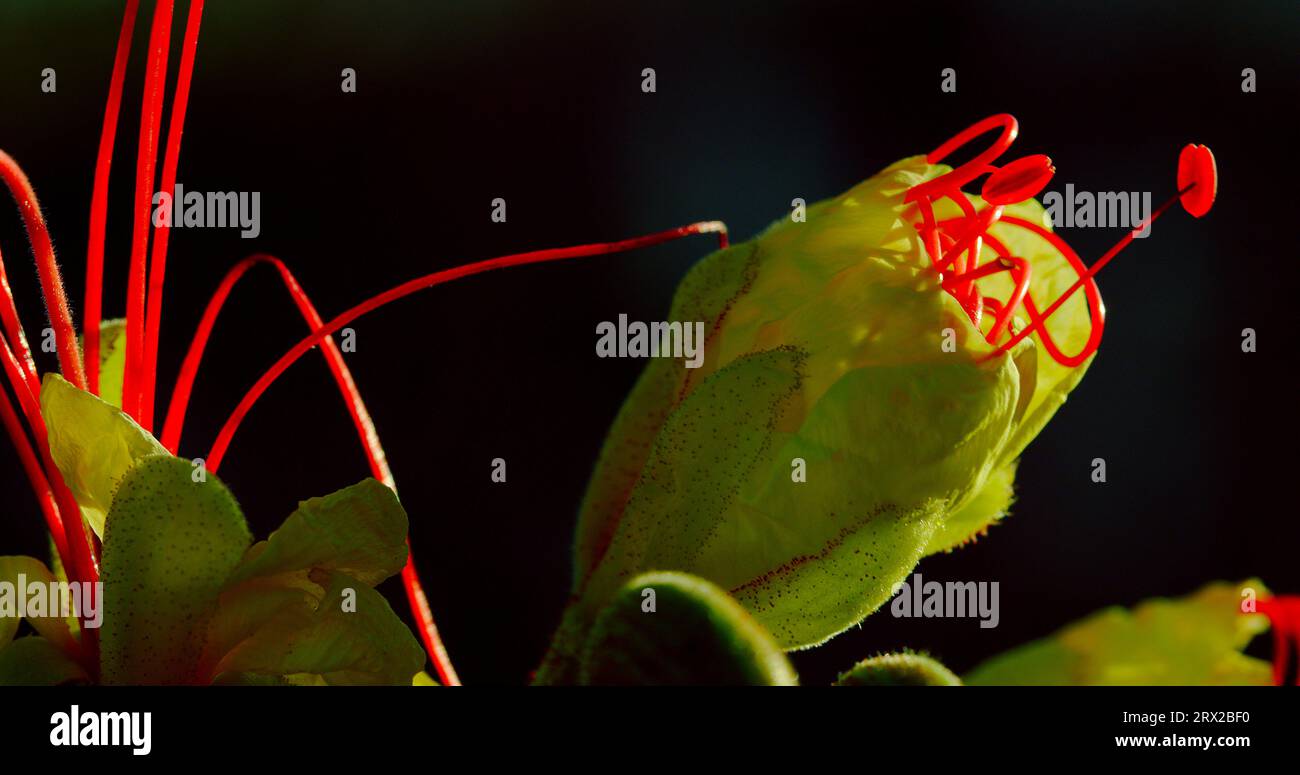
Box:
(1256, 597, 1300, 686)
(980, 222, 1104, 364)
(0, 249, 40, 396)
(195, 223, 726, 682)
(987, 190, 1188, 361)
(977, 250, 1031, 343)
(122, 0, 175, 422)
(140, 0, 205, 433)
(402, 554, 458, 686)
(203, 222, 728, 472)
(0, 342, 68, 565)
(0, 330, 99, 630)
(162, 254, 460, 683)
(906, 114, 1017, 204)
(0, 151, 87, 389)
(162, 255, 382, 467)
(84, 0, 142, 396)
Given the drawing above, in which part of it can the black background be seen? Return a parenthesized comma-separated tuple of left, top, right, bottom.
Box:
(0, 0, 1296, 685)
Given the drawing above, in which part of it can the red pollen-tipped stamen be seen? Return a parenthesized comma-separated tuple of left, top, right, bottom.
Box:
(906, 115, 1218, 366)
(122, 0, 175, 423)
(203, 221, 728, 472)
(140, 0, 205, 433)
(85, 0, 142, 397)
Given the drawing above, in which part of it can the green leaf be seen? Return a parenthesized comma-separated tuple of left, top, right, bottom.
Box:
(965, 580, 1273, 686)
(925, 461, 1017, 554)
(205, 569, 425, 685)
(573, 241, 760, 586)
(0, 555, 78, 656)
(46, 534, 80, 640)
(224, 477, 408, 589)
(579, 571, 797, 686)
(197, 478, 422, 685)
(0, 636, 89, 686)
(40, 373, 169, 538)
(413, 671, 439, 686)
(100, 455, 251, 684)
(560, 158, 1070, 668)
(835, 652, 961, 686)
(91, 318, 128, 410)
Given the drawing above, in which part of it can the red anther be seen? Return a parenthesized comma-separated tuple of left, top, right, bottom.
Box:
(1177, 143, 1217, 217)
(982, 155, 1055, 206)
(908, 116, 1216, 367)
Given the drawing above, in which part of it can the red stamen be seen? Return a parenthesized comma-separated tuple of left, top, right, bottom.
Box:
(0, 151, 87, 389)
(906, 115, 1216, 366)
(0, 249, 40, 397)
(196, 223, 725, 682)
(0, 349, 68, 565)
(202, 221, 728, 472)
(161, 253, 462, 683)
(122, 0, 175, 422)
(140, 0, 205, 432)
(84, 0, 142, 396)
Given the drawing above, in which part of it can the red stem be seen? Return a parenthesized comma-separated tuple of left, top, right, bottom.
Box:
(140, 0, 204, 432)
(203, 222, 728, 471)
(0, 250, 40, 398)
(84, 0, 142, 396)
(122, 0, 175, 422)
(162, 254, 462, 684)
(0, 151, 86, 389)
(0, 354, 68, 565)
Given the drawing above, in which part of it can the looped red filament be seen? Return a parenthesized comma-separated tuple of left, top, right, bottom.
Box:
(905, 114, 1217, 367)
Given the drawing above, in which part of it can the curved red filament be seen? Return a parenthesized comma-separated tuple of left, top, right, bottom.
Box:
(906, 114, 1213, 367)
(1256, 597, 1300, 686)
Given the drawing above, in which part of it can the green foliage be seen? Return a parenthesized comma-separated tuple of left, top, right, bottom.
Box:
(41, 372, 167, 538)
(965, 580, 1273, 686)
(548, 158, 1096, 678)
(35, 378, 426, 685)
(224, 478, 409, 589)
(0, 636, 89, 686)
(579, 571, 797, 686)
(91, 318, 129, 410)
(0, 555, 78, 656)
(100, 456, 251, 684)
(835, 652, 961, 686)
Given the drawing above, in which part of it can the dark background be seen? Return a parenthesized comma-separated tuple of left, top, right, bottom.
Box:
(0, 0, 1296, 684)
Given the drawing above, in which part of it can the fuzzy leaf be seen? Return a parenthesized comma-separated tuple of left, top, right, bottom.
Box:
(579, 571, 796, 686)
(206, 570, 424, 685)
(0, 636, 89, 686)
(198, 479, 421, 685)
(92, 318, 128, 410)
(836, 652, 961, 686)
(40, 373, 168, 538)
(0, 555, 78, 655)
(926, 461, 1017, 553)
(965, 580, 1273, 686)
(224, 477, 408, 589)
(554, 156, 1079, 674)
(100, 455, 251, 684)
